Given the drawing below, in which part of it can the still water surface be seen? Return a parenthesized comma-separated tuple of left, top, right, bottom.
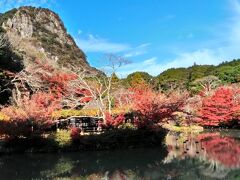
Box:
(0, 130, 240, 180)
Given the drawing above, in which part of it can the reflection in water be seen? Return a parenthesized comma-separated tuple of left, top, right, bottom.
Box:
(0, 130, 240, 179)
(165, 131, 240, 179)
(198, 133, 240, 169)
(0, 148, 169, 179)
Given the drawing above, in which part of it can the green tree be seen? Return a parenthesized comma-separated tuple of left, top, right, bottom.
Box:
(155, 68, 188, 91)
(190, 75, 221, 94)
(125, 71, 153, 87)
(214, 66, 236, 83)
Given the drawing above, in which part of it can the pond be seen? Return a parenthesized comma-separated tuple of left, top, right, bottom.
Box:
(0, 130, 240, 180)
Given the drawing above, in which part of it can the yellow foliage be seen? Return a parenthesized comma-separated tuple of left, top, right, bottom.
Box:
(111, 106, 131, 115)
(0, 112, 10, 121)
(52, 106, 131, 119)
(53, 130, 71, 147)
(52, 109, 101, 119)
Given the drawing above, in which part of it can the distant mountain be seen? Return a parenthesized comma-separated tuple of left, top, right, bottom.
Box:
(0, 6, 101, 75)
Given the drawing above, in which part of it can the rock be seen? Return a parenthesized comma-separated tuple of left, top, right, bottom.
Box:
(0, 6, 101, 75)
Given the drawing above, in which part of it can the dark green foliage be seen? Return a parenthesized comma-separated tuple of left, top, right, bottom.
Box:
(187, 65, 215, 82)
(0, 129, 167, 154)
(0, 8, 25, 72)
(218, 59, 240, 67)
(0, 70, 13, 104)
(0, 26, 5, 33)
(154, 59, 240, 91)
(213, 63, 240, 83)
(214, 66, 236, 83)
(111, 72, 120, 83)
(0, 38, 24, 72)
(155, 65, 214, 91)
(155, 68, 188, 90)
(79, 129, 166, 150)
(206, 59, 240, 83)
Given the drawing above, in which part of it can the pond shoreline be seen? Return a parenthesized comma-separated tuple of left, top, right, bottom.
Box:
(0, 129, 167, 155)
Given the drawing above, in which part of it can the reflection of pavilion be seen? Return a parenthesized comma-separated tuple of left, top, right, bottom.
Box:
(164, 132, 240, 179)
(163, 132, 207, 164)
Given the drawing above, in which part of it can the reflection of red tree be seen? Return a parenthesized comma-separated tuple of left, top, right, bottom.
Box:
(197, 133, 240, 168)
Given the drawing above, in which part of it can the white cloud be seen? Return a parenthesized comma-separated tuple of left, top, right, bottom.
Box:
(77, 30, 82, 35)
(0, 0, 54, 12)
(75, 33, 151, 56)
(123, 43, 151, 58)
(123, 51, 144, 58)
(136, 43, 151, 48)
(118, 0, 240, 77)
(118, 49, 221, 77)
(231, 0, 240, 14)
(75, 34, 131, 53)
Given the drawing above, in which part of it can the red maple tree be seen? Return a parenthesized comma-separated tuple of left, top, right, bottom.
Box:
(198, 86, 240, 126)
(130, 84, 188, 128)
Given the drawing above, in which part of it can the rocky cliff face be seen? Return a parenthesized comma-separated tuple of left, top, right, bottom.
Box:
(0, 6, 100, 75)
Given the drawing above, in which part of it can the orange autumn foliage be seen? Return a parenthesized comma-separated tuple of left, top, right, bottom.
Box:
(0, 92, 61, 136)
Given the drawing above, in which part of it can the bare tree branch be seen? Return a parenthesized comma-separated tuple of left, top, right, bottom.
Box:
(66, 54, 130, 122)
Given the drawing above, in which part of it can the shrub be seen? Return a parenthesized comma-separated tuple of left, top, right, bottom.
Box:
(118, 122, 136, 130)
(54, 130, 71, 147)
(104, 113, 125, 129)
(70, 127, 81, 141)
(0, 120, 32, 137)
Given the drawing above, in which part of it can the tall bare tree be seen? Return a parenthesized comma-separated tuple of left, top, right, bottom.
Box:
(67, 54, 130, 121)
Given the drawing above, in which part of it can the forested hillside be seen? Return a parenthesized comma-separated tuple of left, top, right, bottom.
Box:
(124, 59, 240, 92)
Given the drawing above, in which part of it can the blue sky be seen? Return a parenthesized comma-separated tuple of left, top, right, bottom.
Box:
(1, 0, 240, 77)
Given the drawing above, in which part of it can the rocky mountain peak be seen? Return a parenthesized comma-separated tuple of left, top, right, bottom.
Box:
(0, 6, 101, 75)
